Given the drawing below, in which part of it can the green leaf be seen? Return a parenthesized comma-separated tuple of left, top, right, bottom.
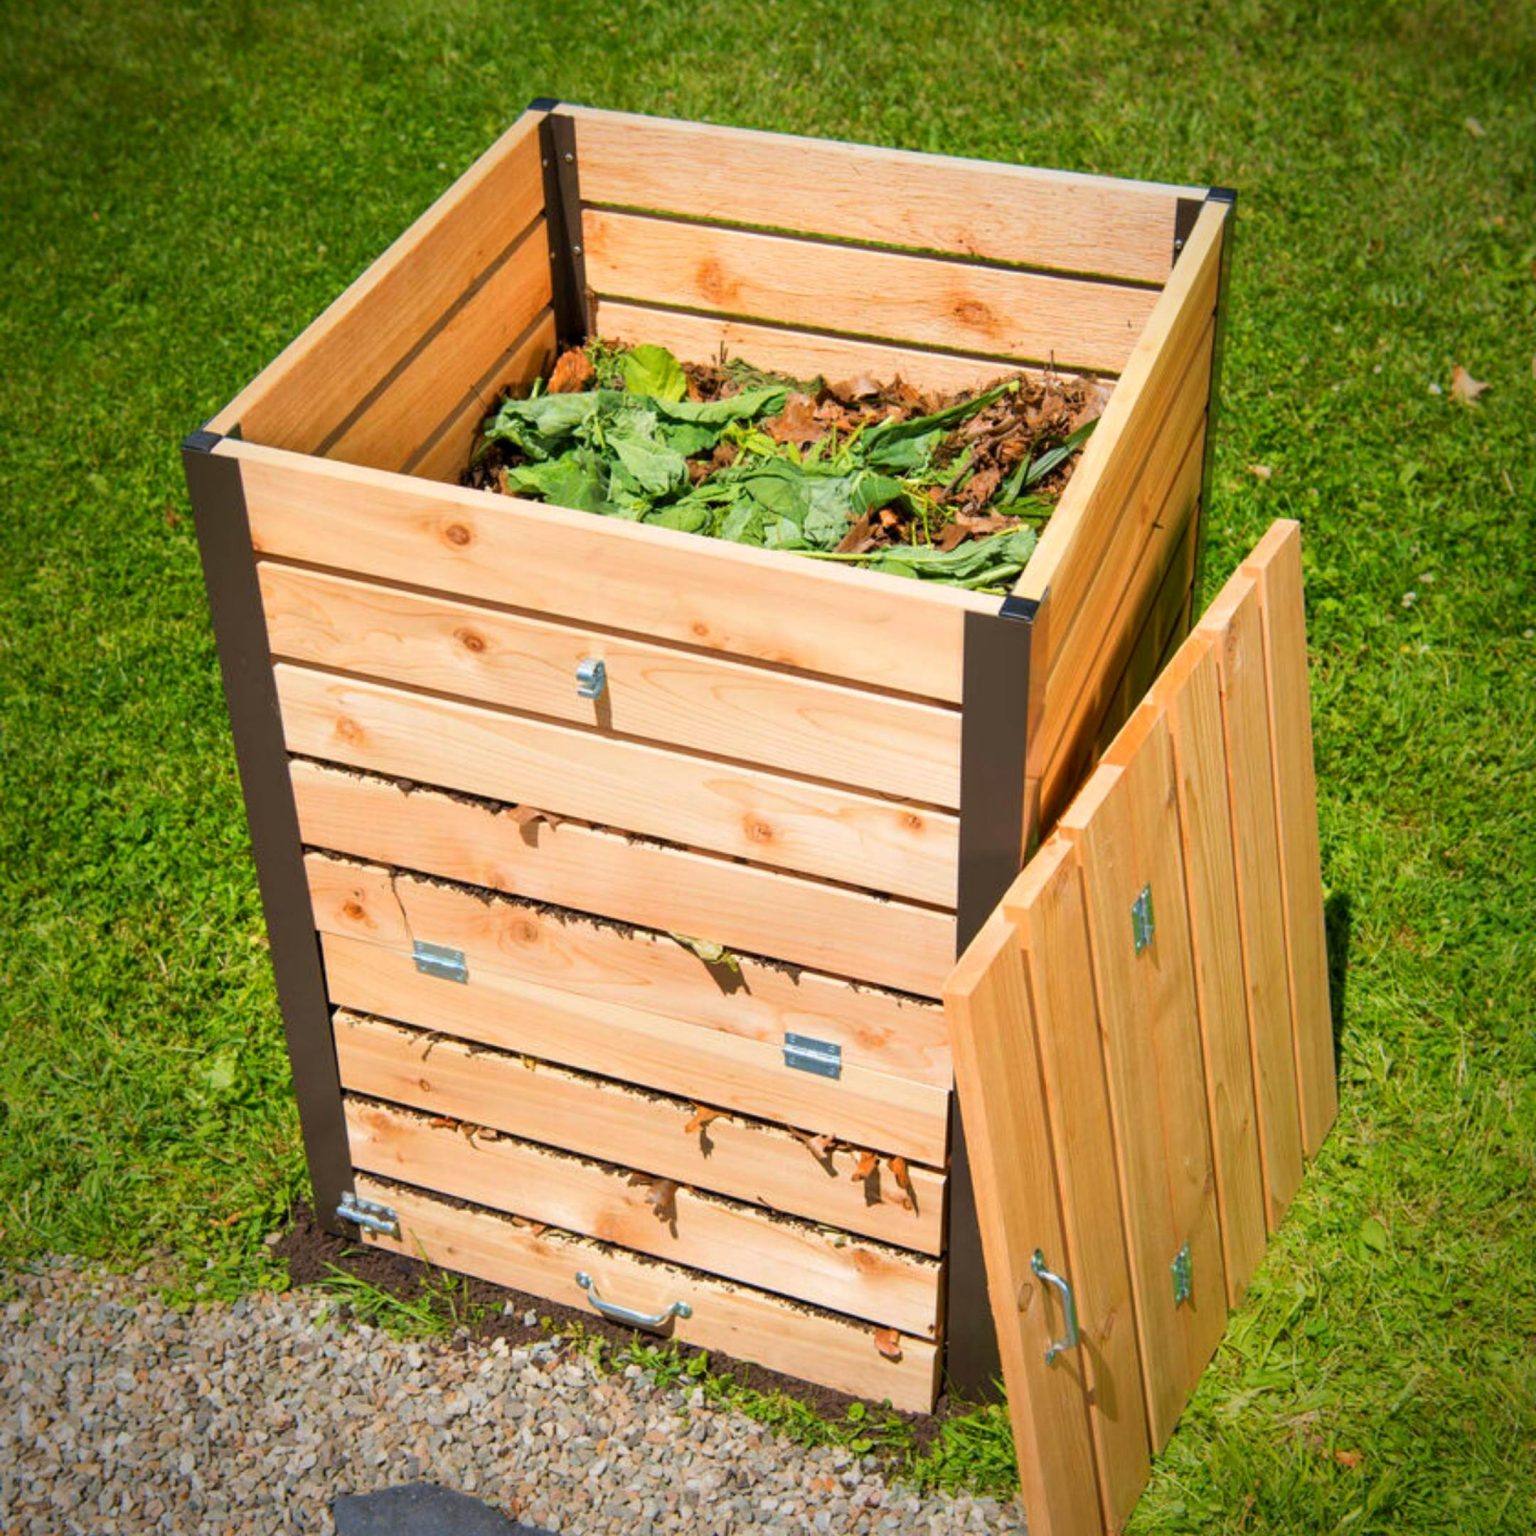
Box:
(654, 384, 787, 426)
(668, 932, 741, 972)
(622, 343, 688, 402)
(502, 451, 610, 514)
(1359, 1216, 1390, 1252)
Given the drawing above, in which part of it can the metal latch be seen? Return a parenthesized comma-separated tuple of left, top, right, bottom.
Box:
(783, 1033, 842, 1079)
(413, 940, 468, 983)
(576, 658, 607, 700)
(1171, 1241, 1193, 1306)
(1131, 884, 1155, 954)
(337, 1192, 400, 1238)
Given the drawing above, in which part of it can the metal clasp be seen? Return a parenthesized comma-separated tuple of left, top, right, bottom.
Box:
(1171, 1241, 1193, 1306)
(575, 1271, 691, 1331)
(1131, 884, 1155, 954)
(1031, 1249, 1080, 1365)
(336, 1192, 400, 1238)
(576, 658, 607, 700)
(783, 1034, 842, 1079)
(413, 940, 467, 983)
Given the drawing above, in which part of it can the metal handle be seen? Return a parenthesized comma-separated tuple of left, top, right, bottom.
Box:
(336, 1192, 400, 1239)
(575, 1271, 692, 1331)
(1031, 1249, 1080, 1365)
(576, 658, 607, 700)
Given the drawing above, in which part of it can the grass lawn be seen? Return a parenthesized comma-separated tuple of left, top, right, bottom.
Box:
(1, 1, 1532, 1528)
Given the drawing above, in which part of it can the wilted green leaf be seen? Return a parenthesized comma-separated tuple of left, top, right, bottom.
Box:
(622, 343, 689, 402)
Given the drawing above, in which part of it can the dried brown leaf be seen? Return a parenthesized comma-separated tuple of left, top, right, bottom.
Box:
(1246, 463, 1274, 480)
(849, 1149, 879, 1182)
(1451, 364, 1489, 405)
(646, 1179, 680, 1223)
(508, 804, 565, 830)
(831, 373, 883, 401)
(873, 1327, 904, 1361)
(548, 348, 596, 393)
(888, 1156, 914, 1210)
(765, 393, 823, 447)
(684, 1105, 721, 1136)
(794, 1129, 837, 1161)
(428, 1116, 456, 1129)
(1334, 1449, 1363, 1469)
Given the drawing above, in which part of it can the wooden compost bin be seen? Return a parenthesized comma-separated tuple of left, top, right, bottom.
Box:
(183, 102, 1237, 1415)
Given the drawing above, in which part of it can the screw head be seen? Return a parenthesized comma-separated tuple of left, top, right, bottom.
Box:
(571, 244, 582, 256)
(563, 151, 574, 163)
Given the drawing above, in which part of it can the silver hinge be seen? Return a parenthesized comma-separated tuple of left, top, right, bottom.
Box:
(413, 940, 468, 983)
(783, 1033, 842, 1080)
(337, 1192, 400, 1238)
(1171, 1241, 1193, 1306)
(1131, 884, 1155, 954)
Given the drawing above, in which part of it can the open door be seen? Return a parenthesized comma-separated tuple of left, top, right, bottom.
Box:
(945, 520, 1336, 1535)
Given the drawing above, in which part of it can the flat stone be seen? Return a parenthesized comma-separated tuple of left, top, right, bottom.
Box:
(332, 1482, 553, 1535)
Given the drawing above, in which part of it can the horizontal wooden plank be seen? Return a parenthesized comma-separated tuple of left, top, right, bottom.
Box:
(346, 1097, 939, 1334)
(335, 1012, 944, 1251)
(594, 301, 1118, 403)
(226, 437, 989, 704)
(356, 1174, 940, 1411)
(210, 112, 546, 451)
(308, 854, 951, 1088)
(276, 665, 958, 905)
(260, 563, 963, 807)
(324, 220, 552, 473)
(323, 934, 949, 1164)
(291, 762, 955, 998)
(407, 309, 557, 483)
(1018, 199, 1225, 617)
(584, 209, 1156, 376)
(566, 105, 1199, 284)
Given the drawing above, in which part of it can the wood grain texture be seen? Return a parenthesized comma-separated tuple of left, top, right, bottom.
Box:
(406, 309, 557, 483)
(308, 854, 952, 1088)
(260, 562, 964, 806)
(322, 934, 949, 1165)
(323, 224, 552, 473)
(944, 912, 1106, 1536)
(594, 302, 1118, 404)
(566, 104, 1201, 284)
(1018, 200, 1225, 619)
(290, 762, 956, 998)
(1196, 574, 1305, 1230)
(355, 1174, 940, 1411)
(334, 1012, 944, 1251)
(1243, 522, 1338, 1157)
(583, 210, 1158, 376)
(275, 664, 958, 905)
(226, 437, 989, 703)
(1001, 839, 1151, 1530)
(344, 1097, 939, 1333)
(1057, 718, 1226, 1451)
(1146, 635, 1267, 1305)
(209, 112, 545, 451)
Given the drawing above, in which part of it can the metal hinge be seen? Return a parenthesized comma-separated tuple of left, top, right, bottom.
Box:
(337, 1192, 400, 1238)
(413, 940, 468, 983)
(783, 1033, 842, 1080)
(1131, 884, 1155, 954)
(1171, 1241, 1193, 1306)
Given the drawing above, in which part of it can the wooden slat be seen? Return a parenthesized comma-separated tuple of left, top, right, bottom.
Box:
(334, 1013, 944, 1251)
(260, 563, 964, 806)
(583, 210, 1157, 376)
(566, 105, 1200, 285)
(1196, 575, 1305, 1229)
(1243, 523, 1337, 1155)
(1146, 636, 1267, 1305)
(944, 913, 1106, 1536)
(323, 934, 948, 1165)
(1035, 334, 1210, 824)
(323, 222, 552, 473)
(226, 438, 989, 703)
(407, 309, 557, 483)
(345, 1098, 939, 1334)
(276, 665, 957, 905)
(1057, 716, 1226, 1451)
(308, 854, 951, 1089)
(1018, 198, 1224, 632)
(356, 1175, 939, 1412)
(291, 762, 955, 998)
(209, 113, 546, 451)
(1001, 840, 1151, 1530)
(594, 302, 1118, 401)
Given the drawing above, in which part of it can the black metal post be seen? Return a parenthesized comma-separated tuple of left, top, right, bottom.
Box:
(534, 101, 589, 349)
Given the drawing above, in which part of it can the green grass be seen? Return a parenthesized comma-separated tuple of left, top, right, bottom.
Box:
(1, 1, 1532, 1529)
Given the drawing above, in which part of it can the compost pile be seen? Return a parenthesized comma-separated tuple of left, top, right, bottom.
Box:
(468, 340, 1102, 592)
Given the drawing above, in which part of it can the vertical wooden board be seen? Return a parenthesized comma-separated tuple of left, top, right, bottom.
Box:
(1057, 718, 1226, 1451)
(1148, 636, 1267, 1305)
(1197, 578, 1305, 1229)
(1002, 839, 1151, 1533)
(1244, 522, 1338, 1156)
(944, 913, 1104, 1536)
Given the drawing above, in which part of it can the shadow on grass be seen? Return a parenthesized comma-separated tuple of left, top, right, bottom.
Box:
(1325, 889, 1352, 1068)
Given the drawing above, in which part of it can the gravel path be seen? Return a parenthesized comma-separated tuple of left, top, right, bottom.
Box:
(0, 1260, 1025, 1535)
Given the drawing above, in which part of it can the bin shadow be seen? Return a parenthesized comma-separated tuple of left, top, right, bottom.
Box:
(1324, 889, 1352, 1068)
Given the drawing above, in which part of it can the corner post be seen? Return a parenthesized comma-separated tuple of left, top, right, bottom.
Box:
(533, 100, 589, 348)
(181, 430, 352, 1235)
(946, 593, 1039, 1401)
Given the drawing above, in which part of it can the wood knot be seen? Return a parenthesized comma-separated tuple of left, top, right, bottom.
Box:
(454, 627, 487, 654)
(443, 521, 473, 547)
(341, 899, 367, 922)
(902, 812, 925, 833)
(744, 818, 775, 844)
(335, 717, 364, 744)
(696, 258, 739, 305)
(418, 1077, 432, 1093)
(510, 918, 540, 946)
(690, 620, 711, 639)
(952, 297, 996, 331)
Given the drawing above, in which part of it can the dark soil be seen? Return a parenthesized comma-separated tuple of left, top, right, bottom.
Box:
(274, 1203, 955, 1453)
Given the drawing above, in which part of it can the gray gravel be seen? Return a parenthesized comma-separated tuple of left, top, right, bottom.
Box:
(0, 1259, 1025, 1535)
